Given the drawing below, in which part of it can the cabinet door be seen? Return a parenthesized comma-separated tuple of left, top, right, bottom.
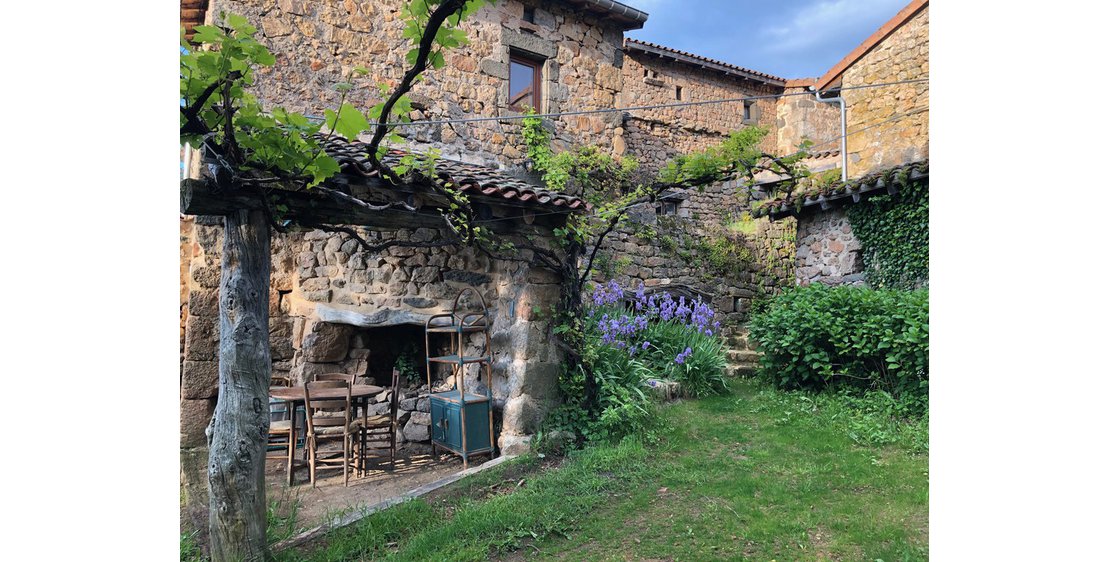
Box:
(431, 399, 446, 444)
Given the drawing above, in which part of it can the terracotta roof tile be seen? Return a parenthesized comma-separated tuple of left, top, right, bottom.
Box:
(752, 159, 928, 219)
(316, 135, 589, 212)
(623, 39, 785, 86)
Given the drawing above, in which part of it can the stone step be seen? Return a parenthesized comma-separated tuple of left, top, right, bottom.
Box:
(723, 334, 758, 351)
(725, 349, 761, 364)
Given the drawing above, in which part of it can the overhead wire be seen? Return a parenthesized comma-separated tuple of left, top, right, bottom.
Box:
(298, 77, 928, 127)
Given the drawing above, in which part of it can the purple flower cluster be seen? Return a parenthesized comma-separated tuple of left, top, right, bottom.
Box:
(674, 347, 693, 364)
(589, 280, 720, 362)
(591, 279, 624, 306)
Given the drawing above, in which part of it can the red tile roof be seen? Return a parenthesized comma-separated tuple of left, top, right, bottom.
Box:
(815, 0, 928, 91)
(624, 39, 786, 86)
(317, 135, 589, 211)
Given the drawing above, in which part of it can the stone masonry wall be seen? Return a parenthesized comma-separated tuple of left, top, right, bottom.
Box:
(619, 52, 779, 170)
(179, 217, 565, 529)
(842, 5, 929, 177)
(775, 84, 841, 157)
(786, 5, 928, 287)
(211, 0, 626, 169)
(594, 179, 796, 337)
(794, 207, 865, 286)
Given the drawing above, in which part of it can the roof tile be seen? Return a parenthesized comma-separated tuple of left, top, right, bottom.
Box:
(317, 135, 589, 212)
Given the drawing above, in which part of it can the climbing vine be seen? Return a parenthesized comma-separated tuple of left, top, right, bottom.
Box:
(846, 178, 929, 290)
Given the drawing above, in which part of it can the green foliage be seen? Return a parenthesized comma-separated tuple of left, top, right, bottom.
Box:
(846, 178, 929, 289)
(639, 320, 728, 398)
(181, 15, 343, 187)
(546, 351, 660, 445)
(277, 442, 652, 561)
(393, 341, 425, 387)
(182, 3, 487, 190)
(180, 531, 204, 562)
(693, 232, 753, 278)
(748, 284, 928, 405)
(725, 211, 759, 235)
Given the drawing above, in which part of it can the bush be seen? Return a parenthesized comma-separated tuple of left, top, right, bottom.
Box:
(544, 281, 729, 444)
(748, 284, 928, 405)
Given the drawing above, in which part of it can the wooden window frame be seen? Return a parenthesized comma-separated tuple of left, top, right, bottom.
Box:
(509, 52, 543, 113)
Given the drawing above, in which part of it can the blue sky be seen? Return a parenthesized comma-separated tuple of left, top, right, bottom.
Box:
(622, 0, 909, 79)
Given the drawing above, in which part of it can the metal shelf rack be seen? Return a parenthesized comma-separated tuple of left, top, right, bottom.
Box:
(424, 287, 496, 469)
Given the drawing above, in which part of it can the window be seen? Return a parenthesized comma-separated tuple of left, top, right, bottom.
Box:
(675, 85, 683, 101)
(657, 200, 680, 216)
(743, 100, 758, 124)
(509, 53, 542, 112)
(523, 6, 535, 23)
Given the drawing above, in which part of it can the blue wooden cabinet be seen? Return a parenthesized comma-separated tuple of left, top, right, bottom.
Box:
(430, 390, 493, 457)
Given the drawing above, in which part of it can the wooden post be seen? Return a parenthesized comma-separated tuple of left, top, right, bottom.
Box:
(207, 208, 272, 562)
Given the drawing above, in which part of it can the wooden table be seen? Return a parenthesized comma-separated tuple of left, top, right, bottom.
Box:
(270, 384, 385, 485)
(270, 384, 384, 403)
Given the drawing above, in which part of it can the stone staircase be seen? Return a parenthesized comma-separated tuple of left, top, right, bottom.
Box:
(722, 329, 762, 377)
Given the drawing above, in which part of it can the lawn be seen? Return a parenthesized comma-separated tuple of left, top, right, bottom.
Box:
(272, 378, 927, 561)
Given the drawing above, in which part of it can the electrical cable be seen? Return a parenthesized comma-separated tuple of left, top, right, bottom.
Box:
(297, 77, 928, 127)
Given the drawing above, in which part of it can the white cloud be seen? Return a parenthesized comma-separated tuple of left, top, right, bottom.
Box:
(759, 0, 906, 54)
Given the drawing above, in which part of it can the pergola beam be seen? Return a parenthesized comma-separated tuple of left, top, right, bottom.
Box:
(180, 178, 570, 233)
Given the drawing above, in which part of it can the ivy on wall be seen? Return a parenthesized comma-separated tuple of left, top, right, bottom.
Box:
(846, 179, 929, 290)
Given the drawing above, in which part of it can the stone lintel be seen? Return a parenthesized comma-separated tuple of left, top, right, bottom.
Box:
(315, 303, 441, 328)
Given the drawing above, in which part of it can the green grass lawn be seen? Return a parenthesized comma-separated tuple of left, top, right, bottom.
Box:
(274, 379, 928, 561)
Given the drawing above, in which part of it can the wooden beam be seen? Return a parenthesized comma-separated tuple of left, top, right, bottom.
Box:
(180, 179, 568, 233)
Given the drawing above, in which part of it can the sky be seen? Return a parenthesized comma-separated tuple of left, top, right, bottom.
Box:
(622, 0, 910, 79)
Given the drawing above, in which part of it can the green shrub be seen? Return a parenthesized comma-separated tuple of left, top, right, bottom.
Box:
(748, 284, 928, 405)
(544, 281, 729, 444)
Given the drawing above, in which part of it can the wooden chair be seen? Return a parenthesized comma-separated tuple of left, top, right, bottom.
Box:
(303, 380, 360, 487)
(356, 368, 401, 472)
(267, 376, 297, 486)
(315, 372, 357, 385)
(315, 373, 366, 473)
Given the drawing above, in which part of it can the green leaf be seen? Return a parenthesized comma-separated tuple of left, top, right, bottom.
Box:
(190, 25, 223, 45)
(225, 13, 250, 31)
(324, 103, 370, 141)
(308, 154, 341, 187)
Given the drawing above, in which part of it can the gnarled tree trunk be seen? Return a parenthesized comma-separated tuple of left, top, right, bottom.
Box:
(207, 208, 272, 561)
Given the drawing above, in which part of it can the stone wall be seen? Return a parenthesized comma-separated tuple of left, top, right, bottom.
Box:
(794, 208, 865, 286)
(210, 0, 626, 168)
(593, 179, 796, 335)
(179, 216, 566, 530)
(775, 83, 841, 157)
(841, 5, 929, 177)
(785, 5, 928, 287)
(619, 51, 779, 169)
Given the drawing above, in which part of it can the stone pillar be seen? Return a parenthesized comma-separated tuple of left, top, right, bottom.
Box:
(180, 217, 222, 539)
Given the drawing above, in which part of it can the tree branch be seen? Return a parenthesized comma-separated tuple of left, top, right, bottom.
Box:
(180, 78, 227, 136)
(299, 222, 462, 254)
(365, 0, 467, 181)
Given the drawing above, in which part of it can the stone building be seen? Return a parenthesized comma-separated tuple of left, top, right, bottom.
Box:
(180, 0, 654, 520)
(180, 0, 931, 508)
(753, 0, 929, 288)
